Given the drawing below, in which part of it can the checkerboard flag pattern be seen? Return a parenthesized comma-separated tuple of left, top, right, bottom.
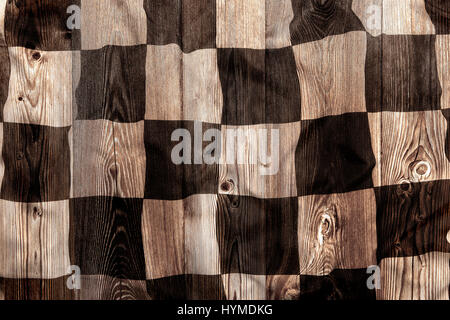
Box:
(0, 0, 449, 300)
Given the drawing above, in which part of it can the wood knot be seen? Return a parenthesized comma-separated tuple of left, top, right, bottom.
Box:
(18, 96, 23, 102)
(31, 51, 41, 60)
(411, 160, 431, 180)
(32, 206, 42, 218)
(220, 179, 235, 193)
(284, 288, 300, 300)
(317, 207, 335, 246)
(16, 151, 24, 160)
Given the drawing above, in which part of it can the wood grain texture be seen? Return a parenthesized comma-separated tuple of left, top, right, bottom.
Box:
(147, 275, 225, 300)
(383, 0, 435, 35)
(365, 34, 442, 112)
(375, 179, 450, 261)
(217, 0, 265, 49)
(369, 111, 450, 187)
(3, 47, 72, 127)
(74, 45, 146, 122)
(70, 197, 146, 280)
(144, 120, 219, 200)
(221, 274, 266, 300)
(75, 275, 150, 300)
(0, 123, 71, 202)
(0, 0, 6, 45)
(300, 269, 376, 300)
(290, 0, 365, 45)
(0, 47, 10, 122)
(425, 0, 450, 34)
(71, 120, 145, 198)
(218, 47, 301, 125)
(216, 195, 299, 275)
(144, 0, 216, 53)
(295, 113, 376, 196)
(141, 195, 221, 279)
(298, 189, 377, 275)
(219, 122, 299, 199)
(436, 35, 450, 110)
(351, 0, 383, 37)
(292, 31, 367, 120)
(4, 0, 80, 51)
(80, 0, 147, 50)
(265, 0, 294, 49)
(266, 275, 300, 300)
(378, 252, 450, 300)
(145, 45, 223, 123)
(0, 276, 74, 300)
(0, 200, 70, 279)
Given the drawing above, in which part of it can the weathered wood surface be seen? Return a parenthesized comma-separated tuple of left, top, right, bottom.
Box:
(0, 0, 449, 301)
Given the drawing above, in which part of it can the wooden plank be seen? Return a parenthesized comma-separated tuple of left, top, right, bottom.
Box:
(266, 275, 300, 300)
(80, 0, 147, 50)
(0, 276, 74, 300)
(382, 0, 435, 34)
(71, 120, 116, 198)
(0, 123, 71, 202)
(265, 0, 293, 49)
(70, 197, 146, 281)
(76, 275, 150, 300)
(0, 0, 5, 45)
(216, 0, 265, 49)
(373, 111, 450, 187)
(298, 189, 377, 275)
(145, 45, 223, 123)
(0, 46, 10, 122)
(436, 35, 450, 110)
(0, 200, 71, 279)
(290, 0, 365, 45)
(141, 194, 220, 279)
(219, 122, 299, 199)
(378, 252, 450, 300)
(221, 274, 266, 300)
(4, 0, 80, 51)
(3, 47, 72, 127)
(292, 31, 367, 120)
(375, 179, 450, 261)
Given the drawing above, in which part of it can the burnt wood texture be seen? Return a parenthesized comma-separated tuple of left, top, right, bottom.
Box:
(0, 0, 449, 300)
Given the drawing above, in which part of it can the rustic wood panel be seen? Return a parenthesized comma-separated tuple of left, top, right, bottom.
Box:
(69, 197, 146, 281)
(75, 275, 150, 300)
(0, 200, 70, 279)
(292, 31, 367, 120)
(265, 0, 293, 49)
(298, 189, 377, 275)
(436, 35, 450, 110)
(0, 0, 6, 45)
(0, 123, 71, 202)
(266, 275, 300, 300)
(80, 0, 147, 50)
(145, 45, 223, 123)
(216, 0, 265, 49)
(375, 179, 450, 261)
(3, 47, 72, 127)
(382, 0, 435, 34)
(0, 276, 74, 300)
(141, 194, 220, 279)
(4, 0, 80, 51)
(370, 111, 450, 187)
(378, 252, 450, 300)
(221, 274, 266, 300)
(219, 122, 299, 199)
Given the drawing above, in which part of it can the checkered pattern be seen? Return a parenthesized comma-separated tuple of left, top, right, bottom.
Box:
(0, 0, 449, 300)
